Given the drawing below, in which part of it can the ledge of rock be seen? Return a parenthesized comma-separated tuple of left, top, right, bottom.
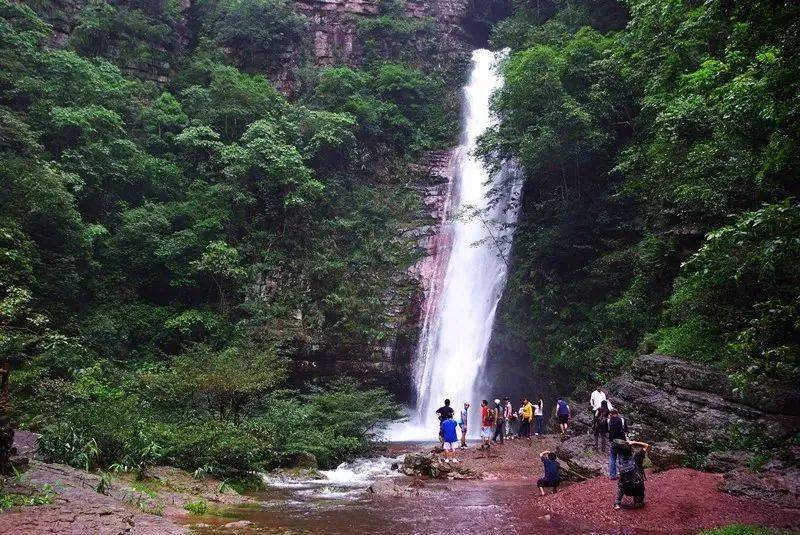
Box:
(608, 354, 800, 450)
(401, 452, 480, 479)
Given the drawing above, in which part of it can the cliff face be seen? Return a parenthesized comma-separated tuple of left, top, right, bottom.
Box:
(273, 0, 472, 92)
(286, 148, 456, 401)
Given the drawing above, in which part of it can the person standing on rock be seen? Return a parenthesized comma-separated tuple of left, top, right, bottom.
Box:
(436, 399, 455, 447)
(440, 414, 460, 461)
(613, 440, 651, 510)
(518, 397, 533, 441)
(480, 400, 493, 452)
(536, 450, 561, 495)
(534, 396, 545, 436)
(607, 409, 629, 480)
(492, 399, 505, 444)
(556, 398, 571, 434)
(590, 386, 607, 415)
(593, 400, 610, 452)
(459, 402, 470, 449)
(503, 397, 514, 439)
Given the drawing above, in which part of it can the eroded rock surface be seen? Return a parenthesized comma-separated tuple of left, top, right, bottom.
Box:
(608, 354, 800, 449)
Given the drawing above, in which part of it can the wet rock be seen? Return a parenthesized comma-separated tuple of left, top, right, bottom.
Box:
(704, 450, 753, 473)
(648, 441, 687, 472)
(401, 453, 480, 480)
(222, 520, 255, 529)
(556, 434, 607, 481)
(722, 463, 800, 509)
(366, 479, 419, 496)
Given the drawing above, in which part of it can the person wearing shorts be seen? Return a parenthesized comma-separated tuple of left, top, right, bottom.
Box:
(440, 416, 459, 460)
(479, 400, 492, 451)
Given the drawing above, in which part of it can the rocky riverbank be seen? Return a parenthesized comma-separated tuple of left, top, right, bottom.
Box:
(3, 430, 799, 533)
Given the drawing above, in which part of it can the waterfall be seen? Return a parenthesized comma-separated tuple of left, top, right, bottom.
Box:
(389, 49, 522, 440)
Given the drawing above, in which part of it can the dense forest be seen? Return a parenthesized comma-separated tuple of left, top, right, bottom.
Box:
(1, 0, 799, 484)
(484, 0, 800, 395)
(0, 0, 461, 479)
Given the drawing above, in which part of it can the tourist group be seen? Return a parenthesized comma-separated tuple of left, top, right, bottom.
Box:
(434, 387, 652, 510)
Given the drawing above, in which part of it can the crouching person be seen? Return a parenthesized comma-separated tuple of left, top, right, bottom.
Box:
(537, 450, 561, 496)
(613, 440, 652, 510)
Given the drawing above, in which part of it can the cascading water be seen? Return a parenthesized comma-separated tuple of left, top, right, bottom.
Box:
(389, 49, 522, 440)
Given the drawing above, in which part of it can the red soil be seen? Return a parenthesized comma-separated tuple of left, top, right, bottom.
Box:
(538, 467, 800, 533)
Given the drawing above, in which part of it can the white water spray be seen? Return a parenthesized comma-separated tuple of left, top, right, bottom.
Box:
(389, 49, 522, 440)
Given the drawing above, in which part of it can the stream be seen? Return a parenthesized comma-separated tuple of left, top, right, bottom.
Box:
(191, 445, 592, 534)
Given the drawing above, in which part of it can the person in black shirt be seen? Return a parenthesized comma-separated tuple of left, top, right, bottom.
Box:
(537, 450, 561, 495)
(613, 440, 652, 510)
(435, 399, 454, 446)
(607, 409, 628, 479)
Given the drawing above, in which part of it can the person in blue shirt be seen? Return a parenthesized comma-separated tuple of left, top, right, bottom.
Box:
(537, 450, 561, 495)
(440, 416, 460, 460)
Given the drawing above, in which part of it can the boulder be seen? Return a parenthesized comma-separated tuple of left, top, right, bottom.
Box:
(648, 441, 687, 472)
(366, 479, 418, 496)
(401, 453, 479, 479)
(556, 434, 608, 481)
(704, 450, 752, 473)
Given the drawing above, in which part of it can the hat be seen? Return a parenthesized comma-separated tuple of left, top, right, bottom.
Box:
(494, 398, 500, 404)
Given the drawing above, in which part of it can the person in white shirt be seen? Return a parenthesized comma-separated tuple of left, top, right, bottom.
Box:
(533, 397, 544, 435)
(590, 386, 607, 415)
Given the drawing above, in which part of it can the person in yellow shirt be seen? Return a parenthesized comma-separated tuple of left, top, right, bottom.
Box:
(518, 397, 533, 441)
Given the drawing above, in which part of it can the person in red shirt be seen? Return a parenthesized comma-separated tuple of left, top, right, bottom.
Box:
(479, 400, 493, 453)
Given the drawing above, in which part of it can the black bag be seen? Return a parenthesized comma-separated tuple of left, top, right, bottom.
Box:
(618, 454, 644, 494)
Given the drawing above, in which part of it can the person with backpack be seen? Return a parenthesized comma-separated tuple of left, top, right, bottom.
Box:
(593, 400, 610, 452)
(458, 402, 470, 449)
(556, 398, 571, 434)
(480, 400, 493, 451)
(613, 439, 652, 509)
(435, 399, 454, 447)
(533, 397, 544, 436)
(607, 409, 629, 479)
(492, 399, 505, 444)
(536, 450, 561, 495)
(440, 415, 460, 461)
(518, 397, 533, 441)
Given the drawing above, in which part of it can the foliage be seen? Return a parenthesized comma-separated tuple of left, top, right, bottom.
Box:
(484, 0, 800, 394)
(698, 526, 792, 535)
(0, 486, 56, 512)
(183, 499, 209, 515)
(209, 0, 308, 72)
(2, 0, 450, 476)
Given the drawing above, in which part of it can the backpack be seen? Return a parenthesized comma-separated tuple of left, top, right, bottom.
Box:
(608, 416, 627, 440)
(486, 409, 495, 423)
(618, 454, 644, 493)
(557, 400, 569, 415)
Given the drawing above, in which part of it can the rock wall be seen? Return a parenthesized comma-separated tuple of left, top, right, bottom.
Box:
(272, 0, 472, 92)
(607, 354, 800, 449)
